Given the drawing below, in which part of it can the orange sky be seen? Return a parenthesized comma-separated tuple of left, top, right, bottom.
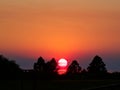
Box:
(0, 0, 120, 70)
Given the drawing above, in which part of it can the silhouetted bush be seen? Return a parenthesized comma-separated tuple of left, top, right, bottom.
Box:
(0, 55, 22, 79)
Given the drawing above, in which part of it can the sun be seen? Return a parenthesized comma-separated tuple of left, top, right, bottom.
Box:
(58, 58, 68, 67)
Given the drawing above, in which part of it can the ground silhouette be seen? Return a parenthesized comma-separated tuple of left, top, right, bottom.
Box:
(1, 54, 120, 90)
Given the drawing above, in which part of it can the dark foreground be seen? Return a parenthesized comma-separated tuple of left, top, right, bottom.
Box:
(0, 79, 120, 90)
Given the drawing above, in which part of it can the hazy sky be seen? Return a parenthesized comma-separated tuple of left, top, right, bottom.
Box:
(0, 0, 120, 71)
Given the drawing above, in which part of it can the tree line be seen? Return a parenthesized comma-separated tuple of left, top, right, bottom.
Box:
(0, 54, 120, 79)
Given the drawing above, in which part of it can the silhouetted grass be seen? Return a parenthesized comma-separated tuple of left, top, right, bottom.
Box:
(0, 79, 120, 90)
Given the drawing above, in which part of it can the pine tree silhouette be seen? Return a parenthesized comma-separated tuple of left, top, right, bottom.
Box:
(87, 55, 107, 74)
(34, 57, 46, 72)
(46, 58, 57, 73)
(67, 60, 81, 74)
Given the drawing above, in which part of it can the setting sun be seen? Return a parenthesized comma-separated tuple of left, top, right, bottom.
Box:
(58, 58, 68, 67)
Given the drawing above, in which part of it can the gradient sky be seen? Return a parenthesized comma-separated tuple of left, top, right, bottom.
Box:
(0, 0, 120, 71)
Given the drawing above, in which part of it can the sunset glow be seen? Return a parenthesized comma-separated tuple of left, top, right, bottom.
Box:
(0, 0, 120, 71)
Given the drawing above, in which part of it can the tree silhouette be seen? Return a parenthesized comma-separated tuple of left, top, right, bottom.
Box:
(81, 69, 87, 74)
(87, 55, 107, 73)
(46, 58, 57, 74)
(67, 60, 81, 74)
(0, 55, 22, 79)
(34, 56, 46, 72)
